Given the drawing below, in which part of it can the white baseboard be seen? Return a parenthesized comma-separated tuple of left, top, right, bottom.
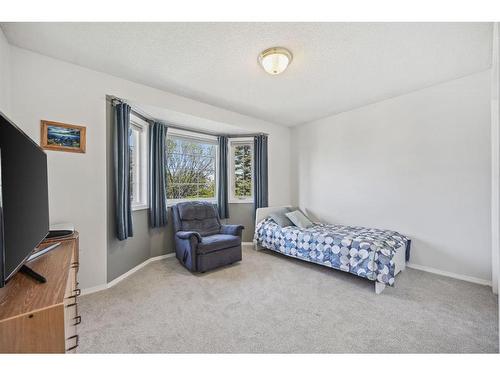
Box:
(80, 283, 107, 296)
(82, 252, 492, 295)
(106, 253, 174, 288)
(407, 262, 491, 286)
(81, 252, 175, 296)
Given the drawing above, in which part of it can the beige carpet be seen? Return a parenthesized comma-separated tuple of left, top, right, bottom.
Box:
(78, 245, 498, 353)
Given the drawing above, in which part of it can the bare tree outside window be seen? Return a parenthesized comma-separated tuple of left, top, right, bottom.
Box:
(166, 136, 216, 200)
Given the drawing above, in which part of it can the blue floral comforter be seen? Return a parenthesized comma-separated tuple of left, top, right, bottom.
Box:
(254, 218, 409, 286)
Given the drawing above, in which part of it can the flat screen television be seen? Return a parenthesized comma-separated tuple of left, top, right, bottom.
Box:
(0, 111, 49, 288)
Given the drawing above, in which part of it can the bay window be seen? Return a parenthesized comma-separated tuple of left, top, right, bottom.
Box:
(166, 131, 217, 203)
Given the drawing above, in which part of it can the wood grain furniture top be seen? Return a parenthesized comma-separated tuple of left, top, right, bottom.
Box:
(0, 232, 80, 353)
(0, 232, 79, 322)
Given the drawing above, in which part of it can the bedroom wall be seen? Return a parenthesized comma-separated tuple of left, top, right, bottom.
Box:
(491, 23, 500, 345)
(0, 27, 11, 116)
(492, 23, 500, 294)
(9, 46, 292, 289)
(105, 101, 172, 282)
(225, 204, 255, 242)
(291, 70, 492, 283)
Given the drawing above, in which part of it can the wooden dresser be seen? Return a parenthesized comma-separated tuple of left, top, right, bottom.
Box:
(0, 232, 80, 353)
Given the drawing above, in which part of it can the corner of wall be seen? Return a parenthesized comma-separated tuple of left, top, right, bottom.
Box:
(491, 22, 499, 295)
(0, 26, 12, 116)
(289, 126, 299, 206)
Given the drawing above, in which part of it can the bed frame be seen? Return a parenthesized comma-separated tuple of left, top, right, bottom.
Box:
(254, 206, 406, 294)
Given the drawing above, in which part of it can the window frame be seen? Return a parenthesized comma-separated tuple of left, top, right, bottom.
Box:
(228, 138, 254, 204)
(130, 114, 149, 211)
(166, 129, 218, 206)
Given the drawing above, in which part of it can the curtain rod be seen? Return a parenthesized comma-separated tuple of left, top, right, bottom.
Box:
(108, 95, 269, 138)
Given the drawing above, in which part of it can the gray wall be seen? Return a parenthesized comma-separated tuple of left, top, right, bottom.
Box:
(107, 205, 254, 282)
(106, 102, 255, 282)
(106, 102, 172, 281)
(224, 203, 254, 242)
(107, 209, 173, 282)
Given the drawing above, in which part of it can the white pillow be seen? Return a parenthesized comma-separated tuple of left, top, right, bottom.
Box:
(268, 209, 295, 227)
(285, 210, 313, 229)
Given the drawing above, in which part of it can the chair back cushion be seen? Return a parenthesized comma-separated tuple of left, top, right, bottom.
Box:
(176, 201, 221, 236)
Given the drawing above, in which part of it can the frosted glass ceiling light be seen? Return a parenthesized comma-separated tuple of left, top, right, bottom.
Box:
(258, 47, 293, 75)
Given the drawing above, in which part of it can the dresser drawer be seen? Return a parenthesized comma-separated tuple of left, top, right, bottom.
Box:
(64, 251, 80, 353)
(0, 306, 66, 353)
(0, 233, 80, 353)
(64, 300, 79, 353)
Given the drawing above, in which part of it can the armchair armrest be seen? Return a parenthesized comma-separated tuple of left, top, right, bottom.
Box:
(220, 224, 245, 237)
(176, 231, 202, 242)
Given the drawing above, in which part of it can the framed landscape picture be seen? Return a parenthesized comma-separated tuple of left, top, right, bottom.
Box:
(40, 120, 86, 153)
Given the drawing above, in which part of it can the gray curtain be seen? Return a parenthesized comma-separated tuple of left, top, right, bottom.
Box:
(114, 102, 133, 240)
(217, 136, 229, 219)
(149, 122, 168, 227)
(254, 134, 269, 210)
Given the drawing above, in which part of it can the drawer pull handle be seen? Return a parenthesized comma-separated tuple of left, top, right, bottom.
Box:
(73, 315, 82, 326)
(71, 262, 79, 269)
(66, 302, 77, 308)
(66, 288, 80, 300)
(66, 293, 78, 301)
(66, 334, 79, 351)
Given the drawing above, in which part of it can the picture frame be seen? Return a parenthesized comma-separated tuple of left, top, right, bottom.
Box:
(40, 120, 86, 153)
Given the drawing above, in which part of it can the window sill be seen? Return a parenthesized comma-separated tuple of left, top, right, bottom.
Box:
(132, 204, 149, 212)
(167, 198, 217, 207)
(229, 199, 253, 204)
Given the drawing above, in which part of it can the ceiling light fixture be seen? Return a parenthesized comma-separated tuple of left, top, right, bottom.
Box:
(258, 47, 293, 75)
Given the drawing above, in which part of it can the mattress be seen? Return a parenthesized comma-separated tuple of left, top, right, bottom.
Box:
(254, 218, 409, 286)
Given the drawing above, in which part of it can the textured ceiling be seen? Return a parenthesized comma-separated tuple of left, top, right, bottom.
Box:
(1, 22, 493, 126)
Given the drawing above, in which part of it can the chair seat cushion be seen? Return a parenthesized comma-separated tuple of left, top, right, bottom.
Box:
(197, 234, 241, 254)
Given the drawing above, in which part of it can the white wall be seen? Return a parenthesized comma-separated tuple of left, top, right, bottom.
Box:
(0, 27, 11, 115)
(491, 23, 500, 294)
(491, 24, 500, 347)
(292, 71, 492, 283)
(9, 46, 292, 289)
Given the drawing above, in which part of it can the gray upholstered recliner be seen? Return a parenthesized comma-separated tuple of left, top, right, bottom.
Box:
(172, 201, 244, 272)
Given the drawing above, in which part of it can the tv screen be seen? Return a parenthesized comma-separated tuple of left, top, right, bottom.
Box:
(0, 112, 49, 287)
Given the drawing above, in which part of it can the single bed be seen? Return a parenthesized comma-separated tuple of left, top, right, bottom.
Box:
(253, 206, 410, 294)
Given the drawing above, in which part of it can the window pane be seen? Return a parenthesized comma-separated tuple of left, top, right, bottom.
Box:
(199, 180, 216, 198)
(234, 144, 252, 197)
(129, 128, 138, 203)
(166, 136, 217, 200)
(128, 117, 150, 210)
